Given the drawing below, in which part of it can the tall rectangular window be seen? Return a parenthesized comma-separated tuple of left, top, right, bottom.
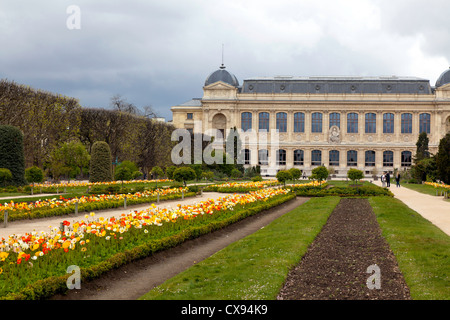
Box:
(401, 151, 412, 167)
(401, 113, 412, 134)
(365, 150, 376, 167)
(258, 149, 268, 165)
(259, 112, 269, 132)
(294, 150, 304, 165)
(347, 113, 358, 133)
(383, 113, 394, 133)
(347, 150, 358, 167)
(329, 113, 340, 128)
(276, 149, 286, 165)
(383, 151, 394, 167)
(276, 112, 287, 132)
(329, 150, 339, 166)
(241, 112, 252, 132)
(365, 113, 376, 133)
(311, 150, 322, 166)
(187, 113, 193, 119)
(294, 112, 305, 133)
(311, 112, 322, 133)
(419, 113, 430, 134)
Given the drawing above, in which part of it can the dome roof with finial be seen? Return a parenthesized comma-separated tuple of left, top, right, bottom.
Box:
(204, 64, 239, 87)
(435, 67, 450, 87)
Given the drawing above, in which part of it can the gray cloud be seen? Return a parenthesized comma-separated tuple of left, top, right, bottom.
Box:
(0, 0, 449, 120)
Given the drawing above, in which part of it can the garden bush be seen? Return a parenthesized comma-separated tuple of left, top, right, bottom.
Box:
(0, 125, 26, 186)
(89, 141, 113, 183)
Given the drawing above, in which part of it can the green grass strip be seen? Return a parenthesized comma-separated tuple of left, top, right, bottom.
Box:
(140, 196, 341, 300)
(369, 196, 450, 300)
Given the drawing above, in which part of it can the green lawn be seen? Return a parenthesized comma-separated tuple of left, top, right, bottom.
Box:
(401, 182, 440, 196)
(369, 196, 450, 300)
(140, 197, 341, 300)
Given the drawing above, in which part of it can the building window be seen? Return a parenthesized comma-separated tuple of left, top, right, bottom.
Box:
(294, 112, 305, 133)
(347, 150, 358, 167)
(419, 113, 430, 134)
(347, 113, 358, 133)
(383, 150, 394, 167)
(311, 112, 323, 133)
(329, 150, 339, 166)
(329, 113, 340, 128)
(401, 113, 412, 134)
(187, 113, 193, 120)
(293, 149, 304, 165)
(276, 112, 287, 132)
(277, 149, 286, 165)
(383, 113, 394, 133)
(401, 151, 412, 167)
(311, 150, 322, 166)
(365, 113, 376, 133)
(259, 112, 270, 132)
(365, 150, 376, 167)
(244, 149, 251, 165)
(258, 149, 268, 165)
(241, 112, 252, 132)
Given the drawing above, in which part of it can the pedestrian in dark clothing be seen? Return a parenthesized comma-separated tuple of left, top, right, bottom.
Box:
(386, 173, 390, 187)
(395, 173, 401, 187)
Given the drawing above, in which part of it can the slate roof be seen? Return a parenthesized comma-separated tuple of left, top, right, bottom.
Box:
(241, 75, 432, 94)
(435, 68, 450, 87)
(204, 65, 239, 87)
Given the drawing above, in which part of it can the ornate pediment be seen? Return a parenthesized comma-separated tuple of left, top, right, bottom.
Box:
(203, 81, 238, 100)
(435, 83, 450, 100)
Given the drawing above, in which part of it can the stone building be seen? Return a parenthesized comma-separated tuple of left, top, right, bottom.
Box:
(171, 64, 450, 177)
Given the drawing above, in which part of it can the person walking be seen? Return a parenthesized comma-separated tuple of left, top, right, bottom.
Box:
(386, 172, 390, 187)
(381, 173, 386, 187)
(395, 172, 401, 187)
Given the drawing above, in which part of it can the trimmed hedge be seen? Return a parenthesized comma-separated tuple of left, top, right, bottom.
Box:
(0, 125, 26, 186)
(293, 185, 393, 197)
(1, 192, 296, 300)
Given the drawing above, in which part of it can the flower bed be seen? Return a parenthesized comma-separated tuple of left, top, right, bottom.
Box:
(0, 187, 294, 299)
(0, 187, 191, 222)
(203, 180, 280, 193)
(424, 182, 450, 191)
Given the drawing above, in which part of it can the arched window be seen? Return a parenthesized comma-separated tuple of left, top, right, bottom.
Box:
(276, 112, 287, 132)
(311, 113, 323, 133)
(401, 151, 412, 167)
(365, 113, 376, 133)
(419, 113, 430, 134)
(241, 112, 252, 132)
(401, 113, 412, 134)
(276, 149, 286, 165)
(383, 151, 394, 167)
(311, 150, 322, 166)
(258, 149, 268, 165)
(383, 113, 394, 133)
(259, 112, 270, 132)
(329, 113, 340, 128)
(365, 150, 376, 167)
(329, 150, 339, 166)
(347, 113, 358, 133)
(347, 150, 358, 167)
(294, 112, 305, 133)
(293, 150, 304, 165)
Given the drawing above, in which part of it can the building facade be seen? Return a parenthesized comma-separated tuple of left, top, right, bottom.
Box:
(171, 65, 450, 177)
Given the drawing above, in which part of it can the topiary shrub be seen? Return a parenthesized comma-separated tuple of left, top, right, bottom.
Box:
(89, 141, 112, 182)
(0, 125, 26, 186)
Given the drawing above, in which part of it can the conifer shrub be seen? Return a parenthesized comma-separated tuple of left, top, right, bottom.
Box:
(0, 125, 26, 186)
(89, 141, 112, 182)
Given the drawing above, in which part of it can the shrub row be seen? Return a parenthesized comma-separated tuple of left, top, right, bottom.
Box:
(2, 192, 296, 300)
(293, 185, 393, 197)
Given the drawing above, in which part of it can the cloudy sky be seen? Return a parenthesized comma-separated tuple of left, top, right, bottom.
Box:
(1, 0, 449, 120)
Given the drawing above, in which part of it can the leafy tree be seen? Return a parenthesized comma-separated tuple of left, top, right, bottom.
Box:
(151, 166, 165, 188)
(25, 166, 44, 187)
(89, 141, 113, 182)
(114, 166, 132, 187)
(173, 167, 196, 186)
(231, 168, 243, 178)
(347, 168, 364, 185)
(201, 171, 214, 181)
(0, 168, 12, 187)
(435, 133, 450, 184)
(415, 132, 430, 161)
(310, 166, 329, 184)
(0, 125, 26, 186)
(165, 166, 177, 180)
(276, 170, 292, 187)
(289, 168, 302, 183)
(412, 157, 437, 183)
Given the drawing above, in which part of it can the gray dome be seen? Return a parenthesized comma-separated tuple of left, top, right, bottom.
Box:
(204, 65, 239, 87)
(435, 67, 450, 87)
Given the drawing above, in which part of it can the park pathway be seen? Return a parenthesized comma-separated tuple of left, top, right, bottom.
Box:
(372, 180, 450, 236)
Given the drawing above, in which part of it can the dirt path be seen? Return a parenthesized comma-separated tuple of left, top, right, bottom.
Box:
(50, 197, 309, 300)
(278, 198, 411, 300)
